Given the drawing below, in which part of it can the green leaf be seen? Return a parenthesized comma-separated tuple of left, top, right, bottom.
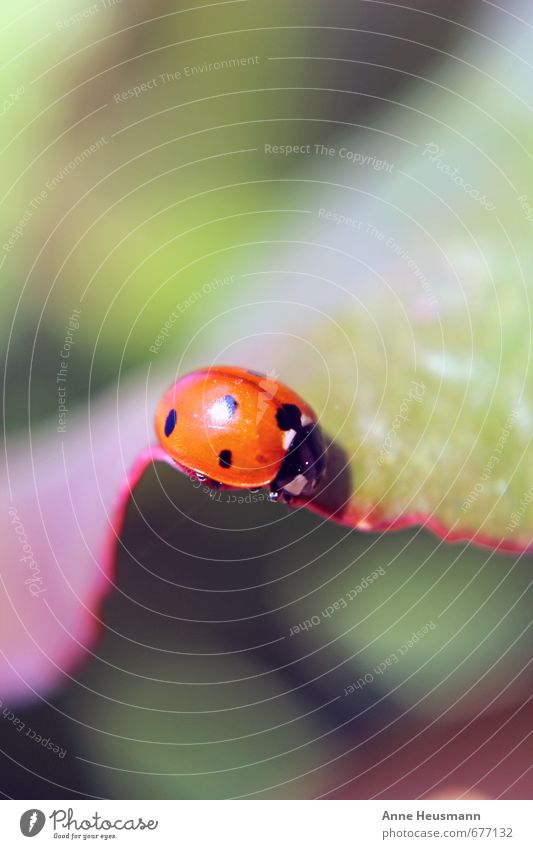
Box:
(179, 17, 533, 550)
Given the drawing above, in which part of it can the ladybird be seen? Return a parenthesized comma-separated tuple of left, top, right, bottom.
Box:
(155, 366, 326, 502)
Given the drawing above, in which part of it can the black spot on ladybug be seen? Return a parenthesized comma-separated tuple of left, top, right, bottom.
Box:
(164, 408, 177, 437)
(219, 449, 232, 469)
(222, 394, 238, 418)
(276, 403, 302, 431)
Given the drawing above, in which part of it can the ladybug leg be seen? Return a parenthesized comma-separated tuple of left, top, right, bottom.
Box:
(192, 472, 233, 492)
(269, 485, 293, 505)
(191, 472, 223, 488)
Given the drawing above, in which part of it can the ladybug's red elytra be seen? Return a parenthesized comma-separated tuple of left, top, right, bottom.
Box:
(155, 366, 326, 502)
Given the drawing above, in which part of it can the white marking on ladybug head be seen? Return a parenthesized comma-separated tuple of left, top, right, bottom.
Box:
(282, 428, 297, 450)
(301, 414, 312, 426)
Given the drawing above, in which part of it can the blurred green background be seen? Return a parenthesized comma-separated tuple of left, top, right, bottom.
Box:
(1, 0, 531, 800)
